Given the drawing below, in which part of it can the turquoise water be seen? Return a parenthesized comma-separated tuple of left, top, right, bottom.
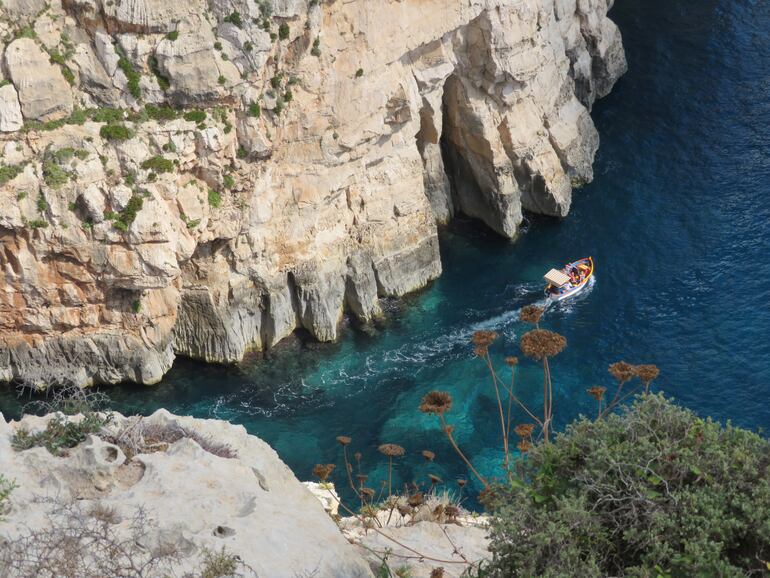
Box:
(3, 0, 769, 503)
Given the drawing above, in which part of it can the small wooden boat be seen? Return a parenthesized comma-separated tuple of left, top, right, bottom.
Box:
(544, 257, 594, 301)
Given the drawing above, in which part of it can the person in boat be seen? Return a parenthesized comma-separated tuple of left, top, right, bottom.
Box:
(569, 268, 580, 285)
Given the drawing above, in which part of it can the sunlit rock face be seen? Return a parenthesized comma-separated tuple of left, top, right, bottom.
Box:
(0, 0, 626, 387)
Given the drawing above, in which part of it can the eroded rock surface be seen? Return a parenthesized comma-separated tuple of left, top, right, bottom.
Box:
(0, 410, 374, 577)
(0, 0, 626, 386)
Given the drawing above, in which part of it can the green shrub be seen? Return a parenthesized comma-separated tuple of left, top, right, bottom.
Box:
(90, 108, 125, 123)
(141, 156, 174, 174)
(60, 66, 75, 86)
(0, 474, 16, 520)
(224, 11, 243, 28)
(244, 41, 253, 52)
(355, 68, 363, 78)
(481, 394, 770, 577)
(145, 104, 178, 122)
(208, 189, 222, 208)
(116, 48, 141, 99)
(15, 25, 36, 39)
(16, 191, 28, 201)
(248, 102, 261, 118)
(214, 41, 223, 51)
(283, 89, 292, 103)
(42, 159, 70, 189)
(278, 22, 289, 40)
(218, 75, 227, 85)
(100, 124, 133, 141)
(0, 164, 23, 186)
(166, 30, 179, 41)
(183, 110, 206, 123)
(27, 219, 48, 229)
(270, 73, 283, 89)
(12, 413, 112, 456)
(200, 547, 239, 578)
(36, 193, 48, 213)
(236, 146, 248, 159)
(111, 194, 144, 232)
(148, 55, 170, 91)
(131, 299, 141, 313)
(311, 37, 321, 57)
(222, 175, 235, 189)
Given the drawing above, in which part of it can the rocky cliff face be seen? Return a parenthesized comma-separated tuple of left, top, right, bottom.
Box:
(0, 0, 626, 387)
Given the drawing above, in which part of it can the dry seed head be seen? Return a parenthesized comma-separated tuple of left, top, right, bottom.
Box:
(430, 568, 445, 578)
(520, 329, 567, 359)
(505, 356, 519, 367)
(519, 305, 544, 325)
(360, 487, 375, 501)
(517, 440, 532, 453)
(408, 492, 424, 507)
(514, 423, 536, 438)
(419, 391, 453, 415)
(378, 443, 405, 457)
(457, 479, 466, 488)
(609, 361, 636, 384)
(312, 463, 335, 481)
(336, 435, 351, 446)
(428, 473, 443, 485)
(586, 386, 606, 401)
(421, 450, 435, 462)
(471, 330, 498, 347)
(636, 364, 660, 385)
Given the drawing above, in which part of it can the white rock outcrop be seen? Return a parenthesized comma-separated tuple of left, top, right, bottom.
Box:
(0, 0, 627, 387)
(0, 410, 375, 577)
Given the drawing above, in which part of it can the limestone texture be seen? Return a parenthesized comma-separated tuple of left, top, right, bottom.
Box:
(0, 410, 374, 577)
(0, 0, 626, 387)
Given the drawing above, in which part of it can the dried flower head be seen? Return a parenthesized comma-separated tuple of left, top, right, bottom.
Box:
(609, 361, 636, 384)
(356, 474, 368, 486)
(517, 440, 532, 453)
(457, 479, 466, 488)
(336, 435, 351, 446)
(421, 450, 435, 462)
(514, 423, 536, 438)
(419, 391, 453, 415)
(474, 345, 488, 357)
(360, 487, 375, 500)
(354, 451, 362, 462)
(378, 443, 405, 458)
(397, 504, 412, 518)
(520, 329, 567, 360)
(430, 568, 445, 578)
(471, 330, 498, 347)
(428, 474, 443, 485)
(519, 305, 544, 325)
(505, 356, 519, 367)
(444, 505, 460, 519)
(635, 364, 660, 385)
(312, 463, 335, 481)
(586, 386, 606, 401)
(443, 424, 455, 435)
(408, 492, 424, 507)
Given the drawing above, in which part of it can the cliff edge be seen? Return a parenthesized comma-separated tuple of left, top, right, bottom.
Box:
(0, 0, 626, 386)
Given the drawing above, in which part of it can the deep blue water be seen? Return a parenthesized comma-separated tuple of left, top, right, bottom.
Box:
(2, 0, 769, 504)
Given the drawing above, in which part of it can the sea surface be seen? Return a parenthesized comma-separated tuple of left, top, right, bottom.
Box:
(2, 0, 769, 504)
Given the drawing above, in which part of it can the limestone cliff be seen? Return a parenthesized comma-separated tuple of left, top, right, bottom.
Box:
(0, 0, 626, 387)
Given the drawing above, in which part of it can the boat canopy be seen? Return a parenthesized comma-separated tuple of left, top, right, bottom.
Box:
(544, 269, 571, 287)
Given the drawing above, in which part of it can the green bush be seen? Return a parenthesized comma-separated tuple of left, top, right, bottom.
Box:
(116, 48, 141, 99)
(248, 102, 261, 118)
(222, 175, 235, 189)
(141, 156, 175, 174)
(148, 55, 170, 91)
(0, 475, 17, 520)
(12, 413, 112, 456)
(99, 124, 133, 141)
(145, 104, 178, 122)
(224, 11, 243, 28)
(184, 110, 206, 123)
(166, 30, 179, 41)
(481, 394, 770, 577)
(311, 37, 321, 57)
(278, 22, 289, 40)
(0, 164, 23, 186)
(208, 189, 222, 208)
(355, 68, 363, 78)
(42, 159, 70, 189)
(90, 108, 125, 123)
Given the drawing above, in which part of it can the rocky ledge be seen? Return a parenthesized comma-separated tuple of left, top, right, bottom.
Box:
(0, 409, 488, 577)
(0, 0, 626, 387)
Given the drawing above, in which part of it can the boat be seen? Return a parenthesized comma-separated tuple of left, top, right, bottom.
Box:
(544, 257, 594, 301)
